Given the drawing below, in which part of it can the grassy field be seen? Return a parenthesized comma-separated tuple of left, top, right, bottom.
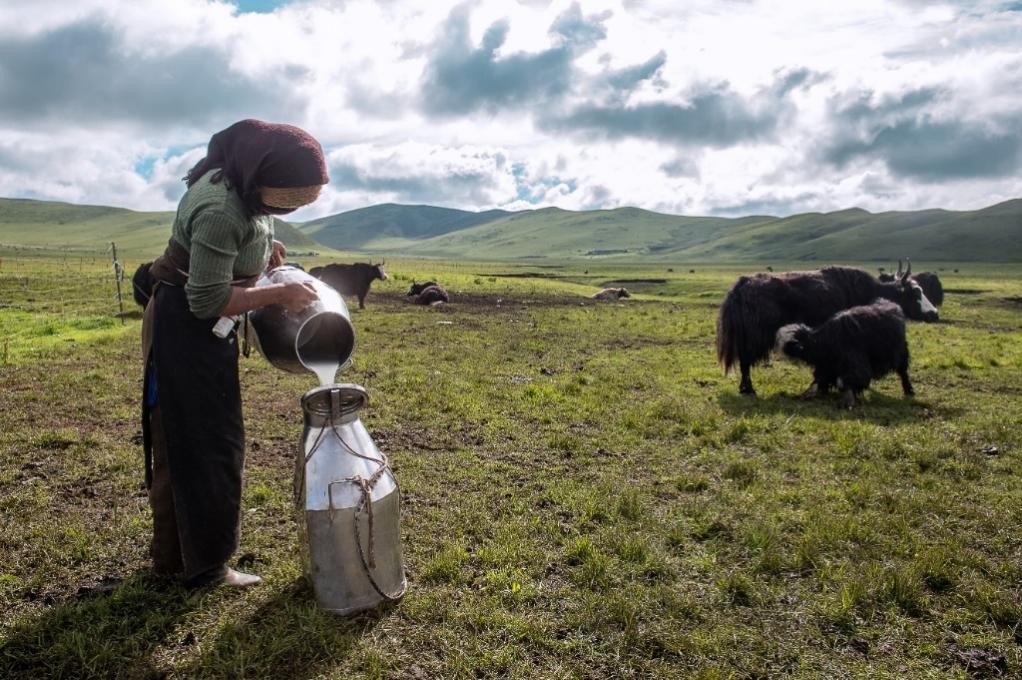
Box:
(2, 252, 1022, 678)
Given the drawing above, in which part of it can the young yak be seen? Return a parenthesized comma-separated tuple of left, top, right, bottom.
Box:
(774, 299, 914, 409)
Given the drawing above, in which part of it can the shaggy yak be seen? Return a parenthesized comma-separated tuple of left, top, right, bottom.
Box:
(406, 281, 449, 306)
(878, 260, 944, 307)
(132, 262, 155, 308)
(774, 299, 914, 409)
(591, 287, 631, 301)
(406, 281, 438, 296)
(716, 265, 938, 395)
(406, 280, 448, 305)
(309, 262, 388, 309)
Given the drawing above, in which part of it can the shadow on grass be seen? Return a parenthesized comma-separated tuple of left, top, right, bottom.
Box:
(1, 575, 390, 680)
(0, 571, 195, 680)
(717, 390, 963, 423)
(177, 577, 386, 679)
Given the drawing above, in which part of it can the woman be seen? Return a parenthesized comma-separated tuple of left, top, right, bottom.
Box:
(142, 119, 328, 587)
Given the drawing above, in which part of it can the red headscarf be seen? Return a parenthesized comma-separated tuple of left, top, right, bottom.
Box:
(184, 119, 329, 216)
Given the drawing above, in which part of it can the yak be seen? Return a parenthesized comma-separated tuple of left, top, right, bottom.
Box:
(309, 262, 388, 309)
(409, 284, 449, 306)
(878, 260, 944, 307)
(774, 299, 914, 409)
(132, 262, 155, 309)
(407, 280, 438, 297)
(406, 280, 448, 305)
(716, 265, 937, 395)
(591, 287, 631, 301)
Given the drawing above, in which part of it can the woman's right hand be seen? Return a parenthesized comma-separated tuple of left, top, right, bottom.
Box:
(277, 281, 319, 313)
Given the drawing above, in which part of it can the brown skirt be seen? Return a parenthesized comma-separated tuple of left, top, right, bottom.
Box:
(142, 284, 245, 579)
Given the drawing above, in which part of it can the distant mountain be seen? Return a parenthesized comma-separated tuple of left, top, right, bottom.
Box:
(300, 203, 513, 249)
(0, 198, 324, 255)
(296, 200, 1022, 262)
(270, 217, 319, 250)
(2, 195, 1020, 261)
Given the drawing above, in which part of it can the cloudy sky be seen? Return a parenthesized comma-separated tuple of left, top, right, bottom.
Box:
(1, 0, 1020, 221)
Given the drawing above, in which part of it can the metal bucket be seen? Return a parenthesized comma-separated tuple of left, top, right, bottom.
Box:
(296, 383, 406, 614)
(248, 266, 355, 383)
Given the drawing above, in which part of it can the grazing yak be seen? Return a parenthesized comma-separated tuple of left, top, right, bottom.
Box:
(309, 262, 388, 309)
(878, 260, 944, 307)
(591, 287, 631, 301)
(132, 262, 155, 308)
(775, 299, 914, 409)
(716, 265, 938, 395)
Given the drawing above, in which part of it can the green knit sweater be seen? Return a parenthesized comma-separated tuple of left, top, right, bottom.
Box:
(171, 170, 273, 318)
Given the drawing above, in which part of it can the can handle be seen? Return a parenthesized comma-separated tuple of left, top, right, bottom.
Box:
(326, 479, 346, 523)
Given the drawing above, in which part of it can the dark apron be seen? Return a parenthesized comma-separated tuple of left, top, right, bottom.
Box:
(141, 239, 256, 579)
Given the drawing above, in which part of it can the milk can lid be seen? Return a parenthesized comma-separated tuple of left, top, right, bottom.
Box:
(301, 383, 368, 424)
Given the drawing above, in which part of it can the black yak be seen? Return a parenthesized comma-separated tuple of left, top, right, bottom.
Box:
(132, 262, 154, 308)
(716, 265, 937, 395)
(878, 260, 944, 307)
(407, 280, 438, 296)
(309, 262, 388, 309)
(406, 280, 448, 305)
(409, 284, 449, 306)
(592, 287, 631, 300)
(774, 299, 914, 409)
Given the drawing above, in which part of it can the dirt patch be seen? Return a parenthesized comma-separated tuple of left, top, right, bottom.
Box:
(604, 336, 703, 350)
(476, 272, 569, 279)
(944, 288, 987, 295)
(602, 278, 669, 284)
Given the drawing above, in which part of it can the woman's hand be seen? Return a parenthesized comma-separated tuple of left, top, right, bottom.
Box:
(268, 240, 287, 270)
(219, 279, 318, 317)
(277, 281, 319, 313)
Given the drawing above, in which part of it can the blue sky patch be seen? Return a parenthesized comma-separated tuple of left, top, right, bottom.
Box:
(232, 0, 288, 14)
(134, 157, 156, 180)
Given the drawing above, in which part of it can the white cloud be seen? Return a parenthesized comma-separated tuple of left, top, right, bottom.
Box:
(0, 0, 1019, 219)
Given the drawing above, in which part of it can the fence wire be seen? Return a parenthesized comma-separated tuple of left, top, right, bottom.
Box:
(0, 246, 143, 355)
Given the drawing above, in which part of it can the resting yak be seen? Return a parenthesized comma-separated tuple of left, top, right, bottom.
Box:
(132, 262, 155, 309)
(716, 265, 938, 395)
(591, 287, 631, 301)
(878, 260, 944, 307)
(407, 281, 438, 296)
(775, 299, 914, 409)
(309, 262, 388, 309)
(406, 281, 449, 305)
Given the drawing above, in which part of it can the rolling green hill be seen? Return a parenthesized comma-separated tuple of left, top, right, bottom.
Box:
(0, 198, 323, 256)
(2, 195, 1019, 261)
(301, 203, 512, 249)
(300, 200, 1022, 262)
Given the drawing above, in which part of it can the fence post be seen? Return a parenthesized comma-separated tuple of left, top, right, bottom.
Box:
(111, 241, 125, 325)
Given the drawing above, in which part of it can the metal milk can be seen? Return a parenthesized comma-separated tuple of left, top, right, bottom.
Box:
(248, 266, 355, 382)
(296, 383, 407, 614)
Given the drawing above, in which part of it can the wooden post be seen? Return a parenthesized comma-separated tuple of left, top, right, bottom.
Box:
(111, 242, 125, 325)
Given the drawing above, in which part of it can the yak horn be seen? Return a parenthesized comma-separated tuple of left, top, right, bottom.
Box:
(896, 259, 903, 277)
(901, 258, 912, 281)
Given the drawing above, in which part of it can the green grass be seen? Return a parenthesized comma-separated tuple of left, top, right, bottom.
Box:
(1, 256, 1021, 678)
(0, 199, 321, 258)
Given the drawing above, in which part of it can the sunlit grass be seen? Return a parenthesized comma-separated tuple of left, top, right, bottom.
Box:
(2, 255, 1021, 678)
